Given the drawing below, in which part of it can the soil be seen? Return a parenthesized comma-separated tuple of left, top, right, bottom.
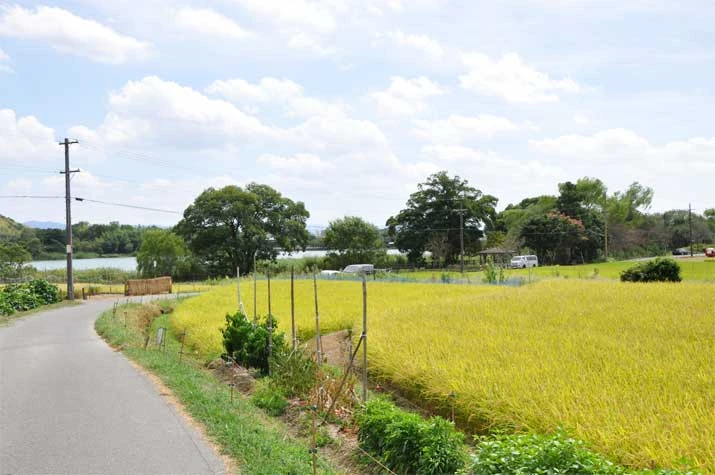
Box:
(208, 330, 374, 475)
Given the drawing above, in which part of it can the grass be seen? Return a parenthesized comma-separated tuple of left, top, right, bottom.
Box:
(95, 303, 341, 475)
(174, 278, 714, 473)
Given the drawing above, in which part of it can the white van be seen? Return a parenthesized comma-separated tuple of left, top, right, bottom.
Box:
(342, 264, 375, 274)
(510, 255, 538, 269)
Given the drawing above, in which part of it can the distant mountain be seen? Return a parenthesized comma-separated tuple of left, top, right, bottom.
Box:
(23, 221, 65, 229)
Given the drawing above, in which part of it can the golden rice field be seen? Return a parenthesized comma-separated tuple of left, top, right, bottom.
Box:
(172, 278, 715, 473)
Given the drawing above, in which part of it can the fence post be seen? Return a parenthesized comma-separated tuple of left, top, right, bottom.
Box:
(291, 266, 296, 351)
(267, 271, 272, 375)
(362, 274, 368, 403)
(179, 329, 187, 363)
(313, 272, 322, 365)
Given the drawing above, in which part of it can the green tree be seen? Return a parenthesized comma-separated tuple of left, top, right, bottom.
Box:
(521, 212, 588, 264)
(324, 216, 385, 268)
(386, 171, 497, 264)
(136, 229, 189, 278)
(0, 242, 32, 278)
(175, 184, 310, 276)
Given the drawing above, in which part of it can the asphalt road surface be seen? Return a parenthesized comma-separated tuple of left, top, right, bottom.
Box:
(0, 299, 226, 475)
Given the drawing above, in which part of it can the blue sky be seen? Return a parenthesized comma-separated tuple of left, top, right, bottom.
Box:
(1, 0, 713, 227)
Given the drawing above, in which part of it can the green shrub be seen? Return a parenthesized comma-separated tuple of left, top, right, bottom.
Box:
(221, 311, 285, 375)
(356, 398, 466, 475)
(27, 279, 62, 304)
(270, 347, 318, 398)
(464, 431, 620, 474)
(462, 431, 697, 475)
(620, 258, 681, 283)
(251, 379, 289, 416)
(0, 279, 61, 315)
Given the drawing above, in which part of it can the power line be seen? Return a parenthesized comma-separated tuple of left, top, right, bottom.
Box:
(0, 195, 64, 199)
(74, 197, 182, 215)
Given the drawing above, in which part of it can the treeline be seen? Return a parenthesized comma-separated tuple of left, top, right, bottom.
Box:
(0, 217, 160, 260)
(2, 172, 714, 280)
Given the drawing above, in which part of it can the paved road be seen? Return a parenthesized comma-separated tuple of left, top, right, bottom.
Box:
(0, 299, 226, 475)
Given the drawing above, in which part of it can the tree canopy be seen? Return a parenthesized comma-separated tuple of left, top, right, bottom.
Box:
(386, 171, 497, 264)
(175, 184, 310, 276)
(324, 216, 385, 268)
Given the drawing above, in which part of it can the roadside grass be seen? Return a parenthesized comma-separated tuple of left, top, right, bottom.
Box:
(95, 303, 341, 475)
(0, 300, 80, 326)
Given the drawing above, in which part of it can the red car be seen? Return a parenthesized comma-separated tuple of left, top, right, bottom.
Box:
(706, 248, 715, 258)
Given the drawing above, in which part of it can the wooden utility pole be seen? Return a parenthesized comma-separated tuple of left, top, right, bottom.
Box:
(457, 192, 466, 274)
(689, 203, 693, 257)
(60, 138, 79, 300)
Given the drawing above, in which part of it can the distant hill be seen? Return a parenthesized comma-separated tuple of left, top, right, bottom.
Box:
(23, 221, 65, 229)
(0, 215, 29, 238)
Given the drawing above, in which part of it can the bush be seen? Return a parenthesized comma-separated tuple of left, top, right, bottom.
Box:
(251, 379, 289, 416)
(270, 347, 318, 398)
(0, 279, 61, 315)
(464, 431, 621, 474)
(462, 431, 695, 475)
(620, 258, 682, 283)
(221, 311, 285, 375)
(27, 279, 62, 304)
(356, 398, 466, 475)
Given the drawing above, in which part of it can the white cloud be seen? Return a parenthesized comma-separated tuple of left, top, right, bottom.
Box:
(258, 153, 335, 174)
(0, 109, 57, 162)
(206, 77, 346, 118)
(388, 30, 444, 58)
(0, 47, 10, 72)
(528, 129, 715, 209)
(234, 0, 338, 35)
(459, 52, 581, 103)
(287, 32, 337, 56)
(92, 76, 279, 146)
(175, 7, 252, 40)
(573, 113, 590, 125)
(370, 76, 444, 117)
(0, 5, 151, 64)
(529, 128, 650, 159)
(413, 114, 520, 143)
(420, 144, 566, 200)
(206, 77, 303, 103)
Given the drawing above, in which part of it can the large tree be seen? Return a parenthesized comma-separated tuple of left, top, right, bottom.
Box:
(386, 171, 497, 264)
(175, 184, 310, 276)
(324, 216, 385, 268)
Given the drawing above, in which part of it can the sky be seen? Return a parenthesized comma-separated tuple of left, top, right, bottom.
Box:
(1, 0, 714, 229)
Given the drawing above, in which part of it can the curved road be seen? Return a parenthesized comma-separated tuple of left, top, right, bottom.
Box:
(0, 299, 226, 475)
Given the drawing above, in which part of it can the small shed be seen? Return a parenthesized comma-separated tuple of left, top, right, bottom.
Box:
(477, 247, 515, 266)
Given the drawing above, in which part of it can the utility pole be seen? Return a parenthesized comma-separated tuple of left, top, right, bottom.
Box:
(689, 203, 693, 257)
(60, 138, 79, 300)
(457, 192, 466, 274)
(604, 209, 609, 260)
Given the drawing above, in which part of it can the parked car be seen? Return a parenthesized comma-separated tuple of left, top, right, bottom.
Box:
(705, 248, 715, 258)
(342, 264, 375, 274)
(510, 255, 538, 269)
(672, 248, 690, 256)
(319, 270, 340, 276)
